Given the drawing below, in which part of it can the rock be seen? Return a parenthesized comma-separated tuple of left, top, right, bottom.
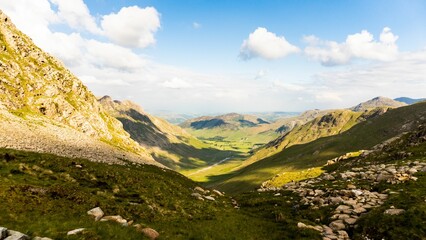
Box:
(337, 230, 350, 239)
(141, 228, 159, 240)
(352, 207, 367, 214)
(194, 186, 205, 193)
(4, 230, 29, 240)
(33, 237, 53, 240)
(204, 196, 215, 201)
(351, 189, 363, 196)
(344, 218, 357, 225)
(376, 172, 392, 182)
(101, 215, 127, 225)
(330, 197, 343, 204)
(347, 184, 356, 189)
(67, 228, 85, 235)
(274, 193, 281, 196)
(297, 222, 322, 232)
(329, 220, 346, 231)
(0, 227, 7, 239)
(191, 192, 202, 198)
(212, 189, 224, 196)
(87, 207, 104, 221)
(384, 208, 406, 215)
(335, 205, 351, 212)
(337, 214, 350, 220)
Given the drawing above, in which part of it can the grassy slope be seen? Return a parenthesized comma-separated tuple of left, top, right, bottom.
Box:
(0, 149, 323, 240)
(99, 98, 239, 171)
(214, 102, 426, 193)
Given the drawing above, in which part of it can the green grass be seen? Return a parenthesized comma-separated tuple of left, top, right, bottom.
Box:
(213, 102, 426, 193)
(0, 148, 324, 239)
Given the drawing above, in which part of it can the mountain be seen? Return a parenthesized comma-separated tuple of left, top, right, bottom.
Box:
(0, 10, 157, 165)
(350, 96, 406, 112)
(180, 113, 270, 130)
(98, 96, 235, 170)
(214, 102, 426, 193)
(394, 97, 426, 105)
(245, 108, 388, 165)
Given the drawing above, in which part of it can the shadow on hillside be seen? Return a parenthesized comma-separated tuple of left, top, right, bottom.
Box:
(117, 109, 243, 170)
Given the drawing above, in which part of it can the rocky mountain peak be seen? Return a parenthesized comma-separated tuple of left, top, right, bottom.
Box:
(351, 96, 406, 112)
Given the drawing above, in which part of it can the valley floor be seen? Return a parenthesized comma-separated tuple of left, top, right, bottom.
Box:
(1, 124, 426, 239)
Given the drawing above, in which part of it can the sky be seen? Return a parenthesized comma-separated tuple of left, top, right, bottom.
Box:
(1, 0, 426, 114)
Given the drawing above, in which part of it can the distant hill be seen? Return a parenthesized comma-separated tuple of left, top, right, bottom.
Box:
(151, 112, 202, 125)
(180, 113, 270, 130)
(214, 102, 426, 193)
(351, 96, 406, 112)
(394, 97, 426, 105)
(99, 96, 236, 170)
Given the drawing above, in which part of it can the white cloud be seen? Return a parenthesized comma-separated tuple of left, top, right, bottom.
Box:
(255, 69, 267, 79)
(240, 27, 299, 60)
(272, 81, 305, 91)
(161, 78, 193, 89)
(101, 6, 160, 48)
(193, 22, 201, 29)
(305, 27, 399, 66)
(50, 0, 102, 34)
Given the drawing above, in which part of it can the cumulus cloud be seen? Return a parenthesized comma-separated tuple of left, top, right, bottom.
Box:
(161, 78, 193, 89)
(101, 6, 160, 48)
(240, 27, 299, 60)
(304, 27, 399, 66)
(50, 0, 102, 34)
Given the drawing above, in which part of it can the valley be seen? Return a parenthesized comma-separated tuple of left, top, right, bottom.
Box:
(0, 3, 426, 240)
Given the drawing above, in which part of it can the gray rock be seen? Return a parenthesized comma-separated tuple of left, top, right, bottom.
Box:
(4, 230, 29, 240)
(194, 186, 205, 193)
(204, 196, 215, 201)
(33, 237, 53, 240)
(67, 228, 85, 235)
(100, 215, 127, 225)
(352, 207, 367, 214)
(384, 208, 405, 215)
(337, 230, 350, 239)
(376, 172, 392, 182)
(344, 218, 357, 225)
(191, 192, 202, 198)
(0, 227, 7, 239)
(87, 207, 104, 221)
(329, 220, 346, 231)
(212, 189, 224, 196)
(140, 228, 159, 240)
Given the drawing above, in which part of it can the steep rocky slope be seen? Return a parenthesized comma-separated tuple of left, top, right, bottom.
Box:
(99, 96, 235, 170)
(0, 10, 156, 165)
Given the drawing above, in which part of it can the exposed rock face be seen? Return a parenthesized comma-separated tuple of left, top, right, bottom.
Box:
(0, 10, 158, 165)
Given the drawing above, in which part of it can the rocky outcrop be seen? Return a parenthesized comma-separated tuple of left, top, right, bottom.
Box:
(0, 10, 159, 166)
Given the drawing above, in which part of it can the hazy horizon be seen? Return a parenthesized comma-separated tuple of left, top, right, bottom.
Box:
(1, 0, 425, 113)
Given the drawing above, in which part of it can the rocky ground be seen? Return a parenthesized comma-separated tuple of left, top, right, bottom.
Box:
(0, 110, 161, 167)
(257, 125, 426, 240)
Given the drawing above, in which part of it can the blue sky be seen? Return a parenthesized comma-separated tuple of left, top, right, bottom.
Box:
(1, 0, 426, 114)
